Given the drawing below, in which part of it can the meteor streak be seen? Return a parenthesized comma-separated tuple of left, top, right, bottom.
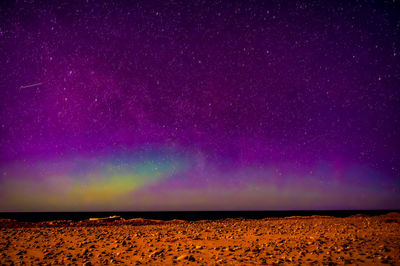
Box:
(20, 82, 43, 89)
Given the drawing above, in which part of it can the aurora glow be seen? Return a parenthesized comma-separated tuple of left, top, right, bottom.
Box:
(0, 0, 399, 211)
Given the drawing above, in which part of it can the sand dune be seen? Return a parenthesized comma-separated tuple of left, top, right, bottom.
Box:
(1, 213, 399, 265)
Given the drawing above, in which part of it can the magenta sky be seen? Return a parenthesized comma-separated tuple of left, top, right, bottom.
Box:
(0, 0, 399, 211)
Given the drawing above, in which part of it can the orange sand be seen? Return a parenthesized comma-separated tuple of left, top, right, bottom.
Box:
(1, 213, 399, 265)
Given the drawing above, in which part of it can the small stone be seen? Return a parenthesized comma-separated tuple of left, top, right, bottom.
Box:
(176, 254, 188, 261)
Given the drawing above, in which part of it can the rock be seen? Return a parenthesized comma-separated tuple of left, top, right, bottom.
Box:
(176, 254, 188, 261)
(149, 249, 164, 258)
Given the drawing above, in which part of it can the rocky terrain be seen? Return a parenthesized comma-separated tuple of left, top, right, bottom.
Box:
(1, 213, 399, 265)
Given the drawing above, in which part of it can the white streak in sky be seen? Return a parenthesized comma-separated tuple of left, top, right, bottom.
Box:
(20, 82, 43, 89)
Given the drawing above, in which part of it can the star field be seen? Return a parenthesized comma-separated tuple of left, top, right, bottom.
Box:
(0, 0, 399, 211)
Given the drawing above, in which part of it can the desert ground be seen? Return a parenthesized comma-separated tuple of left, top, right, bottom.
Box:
(1, 213, 399, 265)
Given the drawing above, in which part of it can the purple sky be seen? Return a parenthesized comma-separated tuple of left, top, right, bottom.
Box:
(0, 0, 399, 211)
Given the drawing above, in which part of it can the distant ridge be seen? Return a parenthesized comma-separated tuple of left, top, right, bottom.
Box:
(0, 210, 398, 222)
(0, 212, 399, 228)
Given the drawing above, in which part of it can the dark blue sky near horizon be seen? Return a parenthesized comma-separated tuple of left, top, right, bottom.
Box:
(0, 0, 399, 211)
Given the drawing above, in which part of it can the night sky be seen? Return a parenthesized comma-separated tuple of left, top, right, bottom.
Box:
(0, 0, 399, 211)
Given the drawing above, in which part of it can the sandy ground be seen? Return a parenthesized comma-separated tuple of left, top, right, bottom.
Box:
(1, 213, 399, 265)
